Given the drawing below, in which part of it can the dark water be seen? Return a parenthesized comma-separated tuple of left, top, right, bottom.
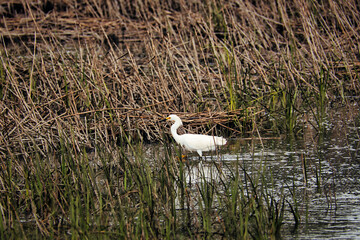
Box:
(171, 132, 360, 239)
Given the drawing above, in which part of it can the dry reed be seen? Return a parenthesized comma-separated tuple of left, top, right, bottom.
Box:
(1, 0, 359, 156)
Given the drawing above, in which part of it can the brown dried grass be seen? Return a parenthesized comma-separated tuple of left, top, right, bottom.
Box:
(0, 0, 359, 156)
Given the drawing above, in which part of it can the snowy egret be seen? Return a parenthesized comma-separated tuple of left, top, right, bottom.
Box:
(166, 114, 227, 157)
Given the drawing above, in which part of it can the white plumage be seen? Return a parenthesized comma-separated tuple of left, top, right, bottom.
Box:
(166, 114, 227, 157)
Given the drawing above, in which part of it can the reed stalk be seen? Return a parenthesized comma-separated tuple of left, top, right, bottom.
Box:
(0, 0, 359, 238)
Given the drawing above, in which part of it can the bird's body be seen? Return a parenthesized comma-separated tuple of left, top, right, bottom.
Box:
(166, 114, 227, 157)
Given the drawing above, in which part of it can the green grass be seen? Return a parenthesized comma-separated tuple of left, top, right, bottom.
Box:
(0, 139, 294, 239)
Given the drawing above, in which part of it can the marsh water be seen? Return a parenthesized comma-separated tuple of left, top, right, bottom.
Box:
(226, 138, 360, 239)
(17, 107, 359, 239)
(144, 121, 360, 239)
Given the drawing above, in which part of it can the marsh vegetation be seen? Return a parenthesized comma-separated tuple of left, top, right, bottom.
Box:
(1, 0, 360, 238)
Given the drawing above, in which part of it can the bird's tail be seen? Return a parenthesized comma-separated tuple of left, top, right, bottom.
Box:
(214, 136, 227, 146)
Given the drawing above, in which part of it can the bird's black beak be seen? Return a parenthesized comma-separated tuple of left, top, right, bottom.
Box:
(160, 117, 168, 122)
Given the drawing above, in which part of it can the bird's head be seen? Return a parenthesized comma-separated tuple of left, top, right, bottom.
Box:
(166, 114, 182, 125)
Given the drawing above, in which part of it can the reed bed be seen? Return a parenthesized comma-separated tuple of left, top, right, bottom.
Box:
(2, 137, 292, 239)
(0, 0, 359, 238)
(1, 0, 359, 154)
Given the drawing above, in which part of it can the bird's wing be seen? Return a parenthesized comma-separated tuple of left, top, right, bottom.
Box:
(181, 134, 226, 152)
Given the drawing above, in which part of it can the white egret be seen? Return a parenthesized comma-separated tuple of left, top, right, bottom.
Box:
(166, 114, 227, 157)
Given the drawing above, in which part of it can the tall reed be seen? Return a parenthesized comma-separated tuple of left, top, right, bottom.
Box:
(0, 0, 359, 238)
(0, 138, 296, 239)
(1, 0, 359, 156)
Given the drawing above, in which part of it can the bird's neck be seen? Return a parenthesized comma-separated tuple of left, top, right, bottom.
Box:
(171, 120, 182, 143)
